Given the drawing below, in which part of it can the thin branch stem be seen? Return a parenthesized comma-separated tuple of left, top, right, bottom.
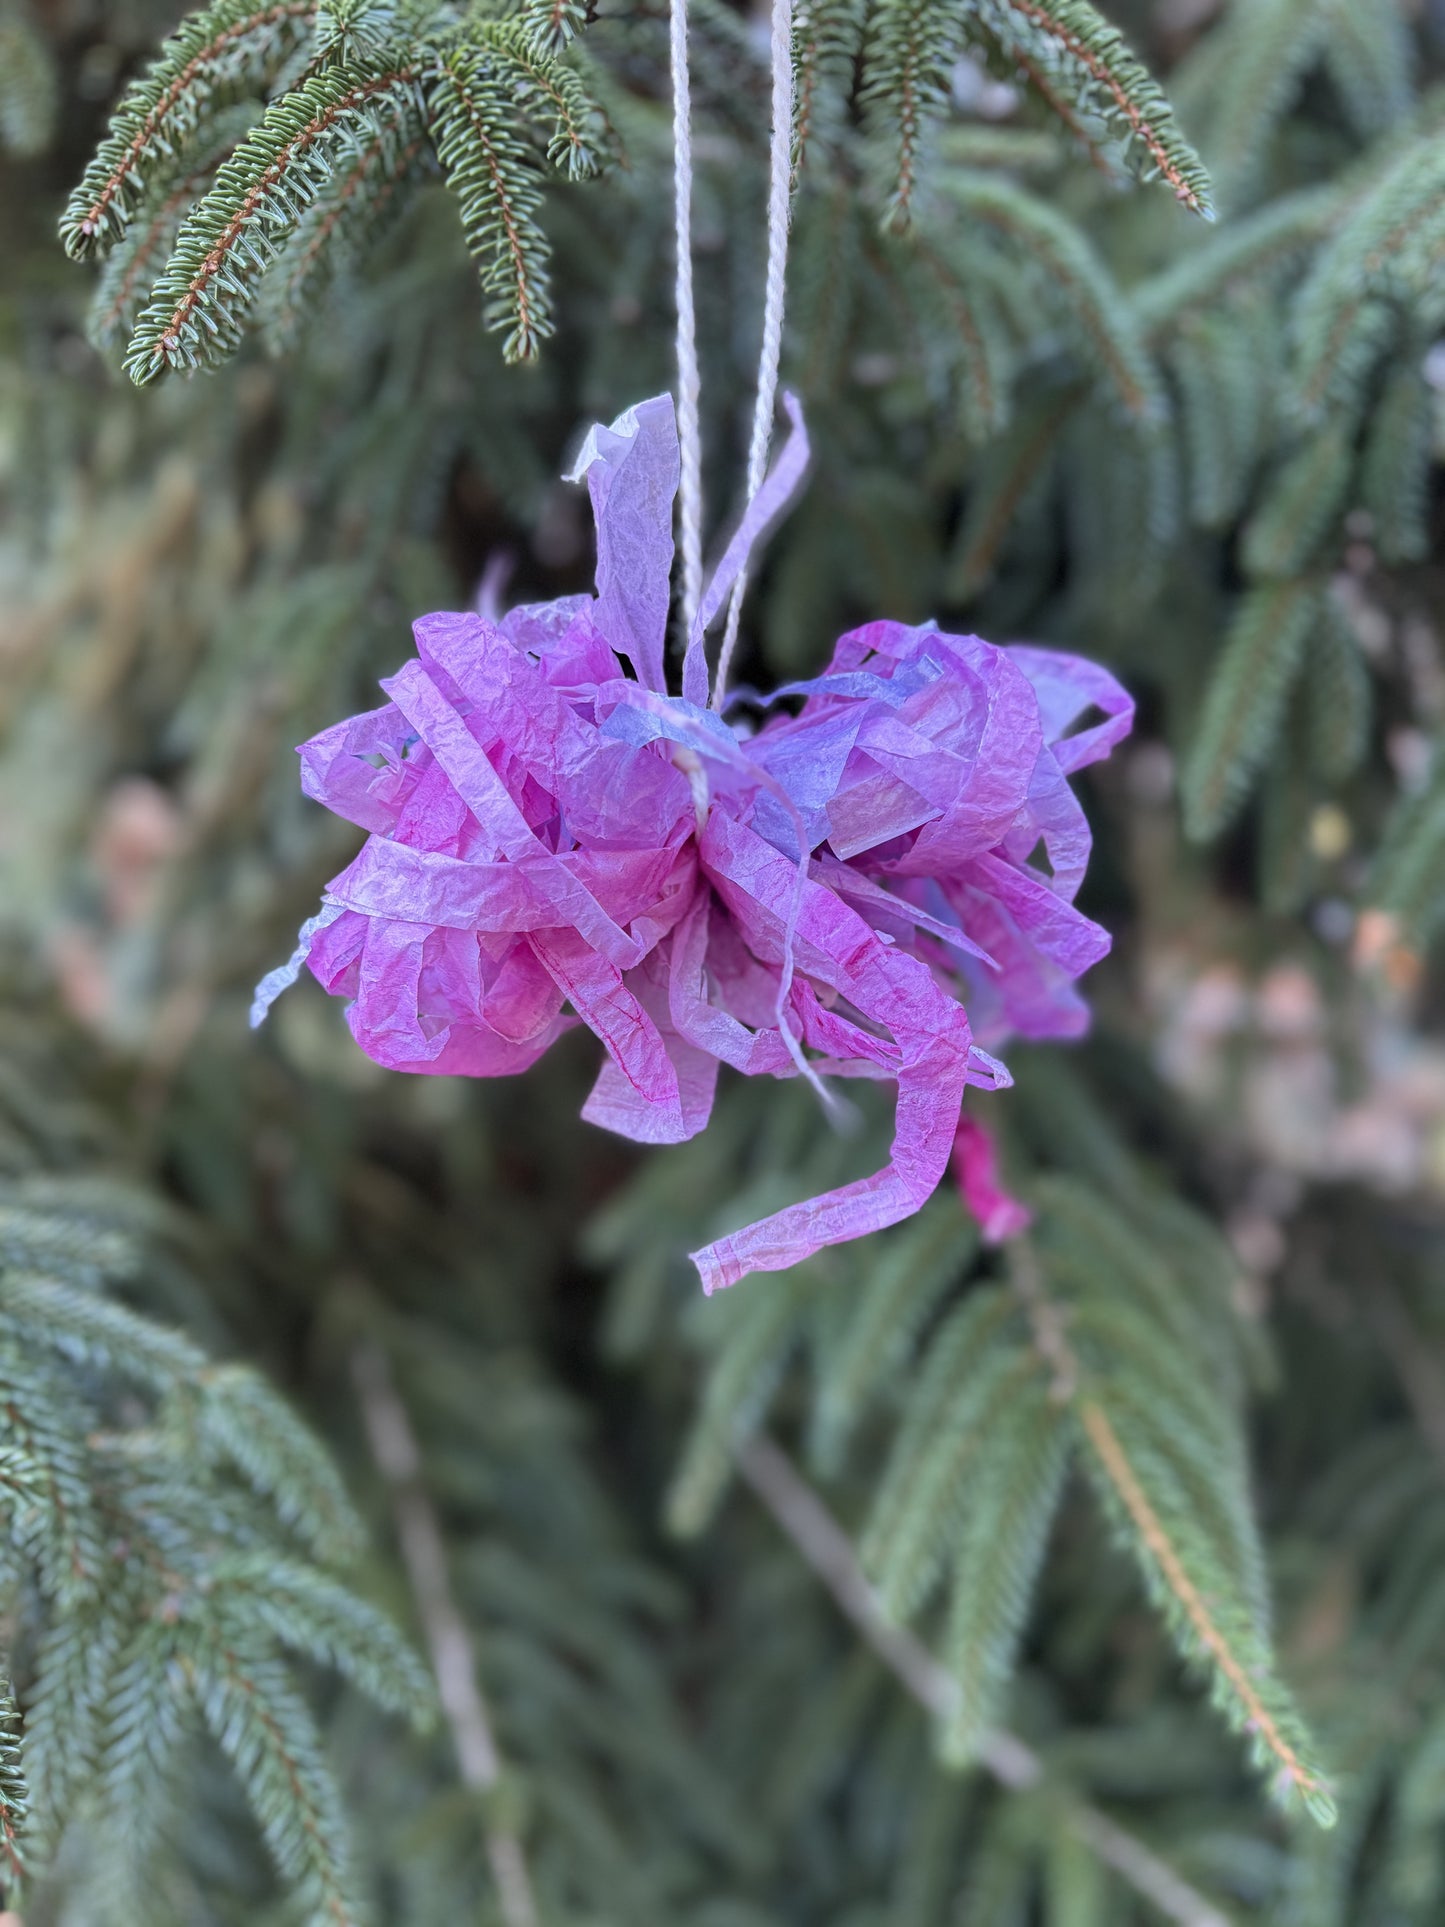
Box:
(350, 1341, 538, 1927)
(735, 1433, 1235, 1927)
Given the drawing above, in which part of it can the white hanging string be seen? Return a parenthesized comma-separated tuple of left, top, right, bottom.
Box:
(671, 0, 704, 638)
(712, 0, 795, 709)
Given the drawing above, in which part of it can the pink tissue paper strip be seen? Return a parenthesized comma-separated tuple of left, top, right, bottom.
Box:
(952, 1114, 1033, 1245)
(252, 393, 1132, 1291)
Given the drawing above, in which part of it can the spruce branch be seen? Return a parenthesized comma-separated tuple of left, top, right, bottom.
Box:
(59, 0, 318, 260)
(947, 385, 1078, 598)
(123, 61, 422, 384)
(192, 1362, 367, 1564)
(1133, 187, 1337, 339)
(736, 1435, 1236, 1927)
(1240, 425, 1352, 578)
(938, 1383, 1069, 1768)
(1307, 590, 1372, 785)
(973, 0, 1212, 216)
(520, 0, 589, 55)
(427, 44, 555, 361)
(259, 111, 431, 349)
(937, 174, 1162, 421)
(26, 1599, 132, 1847)
(667, 1277, 802, 1536)
(1319, 0, 1413, 144)
(793, 0, 867, 176)
(1006, 1238, 1334, 1826)
(87, 122, 252, 355)
(313, 0, 402, 63)
(1370, 746, 1445, 948)
(351, 1340, 538, 1927)
(208, 1553, 438, 1720)
(1186, 0, 1328, 213)
(0, 1678, 25, 1886)
(1168, 301, 1279, 528)
(899, 238, 1014, 440)
(1077, 1400, 1334, 1823)
(1181, 578, 1321, 841)
(810, 1206, 975, 1472)
(864, 1308, 1040, 1621)
(1290, 133, 1445, 424)
(860, 0, 967, 227)
(467, 19, 609, 181)
(0, 0, 56, 159)
(188, 1641, 363, 1927)
(1361, 357, 1433, 565)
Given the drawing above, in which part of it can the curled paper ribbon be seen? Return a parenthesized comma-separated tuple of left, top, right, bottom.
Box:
(256, 394, 1132, 1290)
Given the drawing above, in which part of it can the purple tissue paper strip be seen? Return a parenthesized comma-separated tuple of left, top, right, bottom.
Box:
(257, 393, 1133, 1291)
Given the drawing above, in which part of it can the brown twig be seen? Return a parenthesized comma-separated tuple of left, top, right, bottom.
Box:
(350, 1341, 538, 1927)
(735, 1433, 1234, 1927)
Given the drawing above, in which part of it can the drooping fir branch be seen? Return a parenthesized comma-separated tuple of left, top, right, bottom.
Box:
(1008, 1227, 1336, 1825)
(312, 0, 405, 64)
(1240, 425, 1353, 578)
(65, 2, 609, 376)
(1175, 0, 1325, 212)
(1360, 355, 1432, 566)
(972, 0, 1213, 215)
(59, 0, 318, 259)
(934, 173, 1161, 421)
(1319, 0, 1414, 144)
(946, 384, 1078, 597)
(0, 1180, 434, 1914)
(853, 0, 1211, 223)
(891, 235, 1014, 441)
(520, 0, 589, 56)
(860, 0, 967, 225)
(0, 1677, 26, 1886)
(122, 62, 425, 382)
(1290, 130, 1445, 425)
(1307, 593, 1372, 787)
(0, 0, 56, 159)
(259, 108, 433, 350)
(467, 19, 610, 182)
(187, 1645, 364, 1927)
(792, 0, 867, 176)
(1131, 186, 1338, 338)
(1167, 303, 1277, 529)
(1181, 578, 1321, 841)
(1371, 745, 1445, 950)
(87, 105, 260, 353)
(427, 44, 555, 361)
(1077, 1396, 1334, 1821)
(737, 1435, 1235, 1927)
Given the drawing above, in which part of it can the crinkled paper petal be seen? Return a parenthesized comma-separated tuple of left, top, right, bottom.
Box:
(383, 658, 643, 968)
(1008, 646, 1134, 775)
(690, 812, 973, 1292)
(565, 394, 678, 696)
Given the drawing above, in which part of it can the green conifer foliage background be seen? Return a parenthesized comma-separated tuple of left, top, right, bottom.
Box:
(2, 0, 1445, 1921)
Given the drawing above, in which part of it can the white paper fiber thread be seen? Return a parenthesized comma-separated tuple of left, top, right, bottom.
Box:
(714, 0, 795, 708)
(671, 0, 704, 640)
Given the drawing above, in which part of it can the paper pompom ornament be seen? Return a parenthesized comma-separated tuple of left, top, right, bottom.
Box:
(254, 394, 1132, 1291)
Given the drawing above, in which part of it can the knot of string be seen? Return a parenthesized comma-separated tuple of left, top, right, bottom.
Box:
(670, 0, 795, 704)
